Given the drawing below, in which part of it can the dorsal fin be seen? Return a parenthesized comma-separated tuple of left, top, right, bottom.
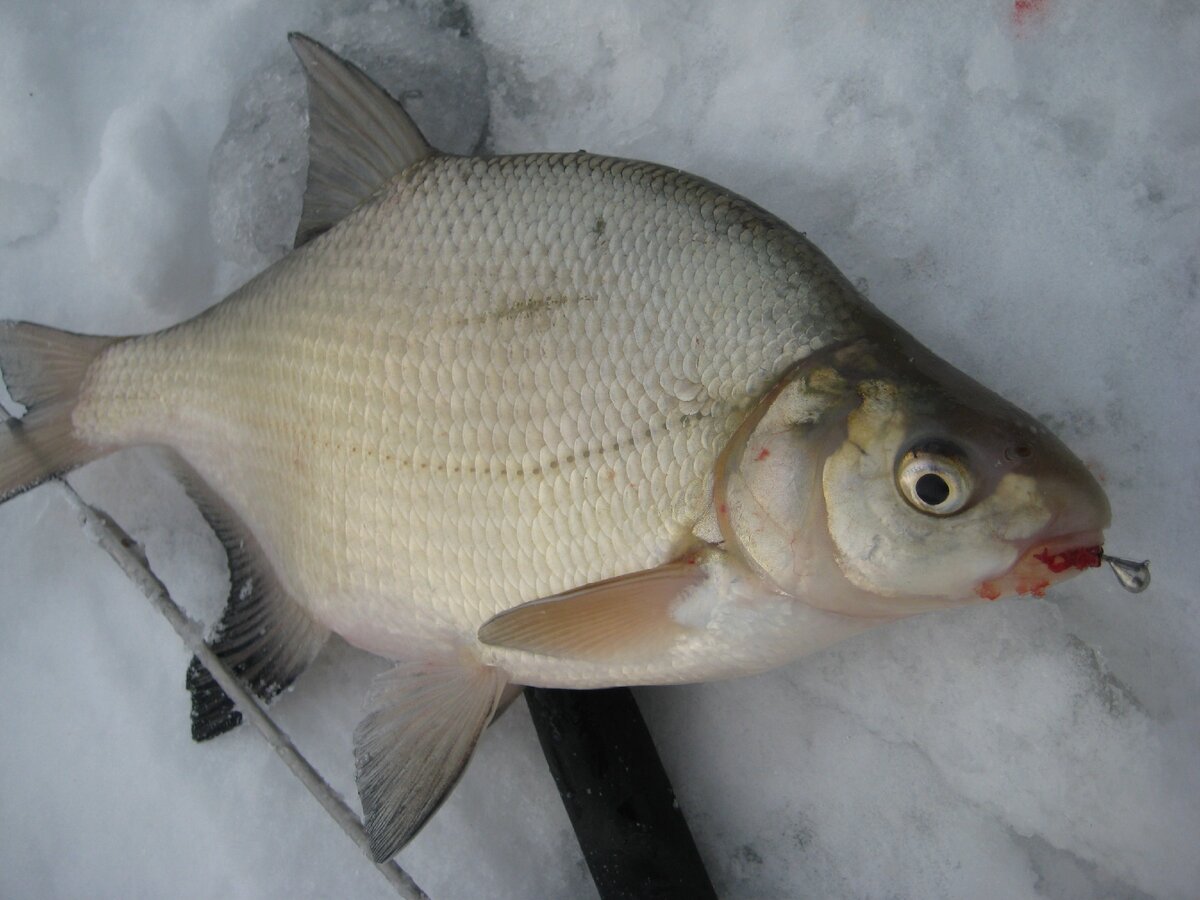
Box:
(288, 33, 436, 247)
(172, 458, 328, 741)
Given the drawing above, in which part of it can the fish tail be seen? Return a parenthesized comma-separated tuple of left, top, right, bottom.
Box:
(0, 322, 117, 503)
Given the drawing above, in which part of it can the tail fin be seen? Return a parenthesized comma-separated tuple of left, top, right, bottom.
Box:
(0, 322, 117, 502)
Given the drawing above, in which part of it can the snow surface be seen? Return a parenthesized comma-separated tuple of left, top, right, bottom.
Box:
(1, 0, 1198, 897)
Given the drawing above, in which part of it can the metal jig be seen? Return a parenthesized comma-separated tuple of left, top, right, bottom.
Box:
(1102, 554, 1151, 593)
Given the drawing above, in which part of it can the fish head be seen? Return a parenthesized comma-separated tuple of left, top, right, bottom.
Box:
(715, 337, 1110, 619)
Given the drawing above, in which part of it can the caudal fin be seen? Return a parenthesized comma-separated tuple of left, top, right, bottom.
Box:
(0, 322, 117, 502)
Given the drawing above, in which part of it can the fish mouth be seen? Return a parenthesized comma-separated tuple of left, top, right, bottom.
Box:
(975, 531, 1106, 601)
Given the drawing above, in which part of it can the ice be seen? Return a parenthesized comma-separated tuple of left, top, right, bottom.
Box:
(1, 0, 1198, 897)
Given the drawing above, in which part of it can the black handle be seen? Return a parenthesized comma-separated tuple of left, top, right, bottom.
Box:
(525, 687, 718, 900)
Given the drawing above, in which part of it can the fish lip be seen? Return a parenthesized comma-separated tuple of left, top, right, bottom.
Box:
(1026, 533, 1106, 573)
(976, 530, 1106, 601)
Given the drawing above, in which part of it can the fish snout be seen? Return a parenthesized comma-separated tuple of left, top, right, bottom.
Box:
(975, 452, 1111, 601)
(1035, 457, 1112, 543)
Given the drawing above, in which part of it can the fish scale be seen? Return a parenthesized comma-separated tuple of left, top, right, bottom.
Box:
(71, 152, 859, 678)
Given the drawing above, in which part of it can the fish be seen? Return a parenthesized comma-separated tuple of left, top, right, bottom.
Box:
(0, 34, 1114, 861)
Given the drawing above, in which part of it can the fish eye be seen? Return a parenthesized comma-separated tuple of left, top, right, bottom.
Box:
(896, 443, 972, 516)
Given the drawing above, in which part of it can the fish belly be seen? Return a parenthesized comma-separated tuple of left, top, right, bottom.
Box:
(72, 153, 864, 677)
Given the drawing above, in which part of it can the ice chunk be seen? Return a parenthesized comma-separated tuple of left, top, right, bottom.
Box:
(207, 62, 307, 268)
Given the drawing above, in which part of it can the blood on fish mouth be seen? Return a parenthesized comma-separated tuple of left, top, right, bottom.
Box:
(975, 533, 1106, 601)
(1033, 544, 1104, 573)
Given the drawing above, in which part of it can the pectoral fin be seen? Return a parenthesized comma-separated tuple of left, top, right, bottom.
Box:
(477, 557, 710, 662)
(355, 660, 507, 861)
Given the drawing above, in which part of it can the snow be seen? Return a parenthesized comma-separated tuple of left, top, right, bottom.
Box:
(83, 103, 215, 306)
(1, 0, 1197, 897)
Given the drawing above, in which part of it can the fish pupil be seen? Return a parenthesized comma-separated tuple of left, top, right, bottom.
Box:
(915, 473, 951, 506)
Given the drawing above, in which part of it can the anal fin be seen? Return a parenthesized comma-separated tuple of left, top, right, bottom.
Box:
(355, 660, 507, 861)
(173, 460, 328, 741)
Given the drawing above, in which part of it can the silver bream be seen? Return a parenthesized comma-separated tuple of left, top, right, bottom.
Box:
(0, 35, 1116, 859)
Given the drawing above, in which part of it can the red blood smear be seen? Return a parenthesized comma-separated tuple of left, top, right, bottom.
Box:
(755, 448, 771, 462)
(1034, 545, 1104, 573)
(1012, 0, 1049, 29)
(976, 583, 1002, 601)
